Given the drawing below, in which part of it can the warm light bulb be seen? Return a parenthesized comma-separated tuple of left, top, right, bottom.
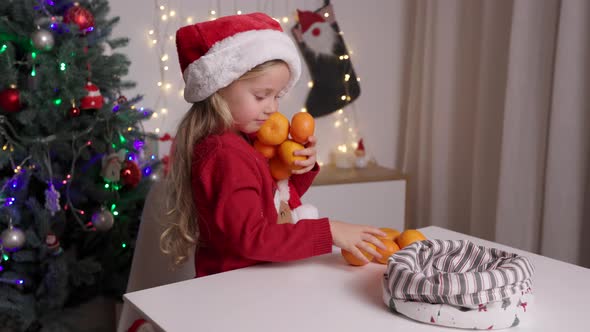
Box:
(164, 66, 169, 71)
(155, 128, 160, 133)
(161, 14, 168, 21)
(127, 127, 133, 131)
(324, 13, 330, 18)
(157, 81, 162, 87)
(159, 5, 165, 10)
(282, 16, 289, 23)
(334, 120, 342, 128)
(152, 113, 159, 119)
(210, 10, 216, 15)
(152, 39, 157, 44)
(169, 10, 176, 17)
(187, 17, 193, 23)
(161, 108, 168, 114)
(165, 83, 172, 90)
(237, 10, 242, 15)
(148, 30, 154, 35)
(344, 74, 350, 81)
(161, 54, 168, 61)
(301, 107, 307, 112)
(308, 81, 314, 88)
(341, 95, 347, 100)
(338, 109, 344, 114)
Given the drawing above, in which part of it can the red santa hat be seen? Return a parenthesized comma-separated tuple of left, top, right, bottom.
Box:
(296, 10, 326, 34)
(176, 12, 301, 103)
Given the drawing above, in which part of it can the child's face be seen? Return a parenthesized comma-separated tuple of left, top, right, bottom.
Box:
(219, 62, 291, 134)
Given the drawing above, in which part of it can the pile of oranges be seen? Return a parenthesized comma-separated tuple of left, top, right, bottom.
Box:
(341, 228, 427, 266)
(254, 111, 315, 180)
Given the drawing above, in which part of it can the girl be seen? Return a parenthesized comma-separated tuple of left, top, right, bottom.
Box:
(160, 12, 386, 277)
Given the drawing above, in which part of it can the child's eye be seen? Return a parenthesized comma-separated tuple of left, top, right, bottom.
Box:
(255, 95, 265, 101)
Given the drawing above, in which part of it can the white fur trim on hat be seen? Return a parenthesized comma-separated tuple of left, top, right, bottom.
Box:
(183, 29, 301, 103)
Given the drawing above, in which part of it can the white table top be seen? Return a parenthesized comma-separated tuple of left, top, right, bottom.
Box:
(124, 226, 590, 331)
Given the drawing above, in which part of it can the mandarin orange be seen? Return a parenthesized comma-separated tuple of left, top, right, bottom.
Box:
(378, 227, 401, 242)
(278, 140, 306, 170)
(374, 239, 400, 264)
(341, 242, 376, 266)
(395, 229, 427, 249)
(253, 140, 276, 159)
(268, 156, 291, 181)
(290, 111, 315, 144)
(257, 112, 289, 145)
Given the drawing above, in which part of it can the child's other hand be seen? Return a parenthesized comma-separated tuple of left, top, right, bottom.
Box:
(329, 220, 387, 264)
(292, 135, 317, 174)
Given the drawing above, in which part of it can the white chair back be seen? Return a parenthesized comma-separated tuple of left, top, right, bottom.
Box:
(117, 179, 195, 332)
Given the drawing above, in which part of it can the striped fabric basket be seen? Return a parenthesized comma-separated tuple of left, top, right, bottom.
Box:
(382, 239, 534, 330)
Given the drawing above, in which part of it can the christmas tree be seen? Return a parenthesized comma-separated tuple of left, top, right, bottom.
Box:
(0, 1, 158, 330)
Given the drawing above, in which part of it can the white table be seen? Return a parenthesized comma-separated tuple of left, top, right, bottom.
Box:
(123, 226, 590, 331)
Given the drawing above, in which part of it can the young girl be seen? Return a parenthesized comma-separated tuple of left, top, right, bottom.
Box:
(160, 12, 386, 277)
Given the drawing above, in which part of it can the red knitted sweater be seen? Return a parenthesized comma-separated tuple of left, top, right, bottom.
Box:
(191, 131, 333, 277)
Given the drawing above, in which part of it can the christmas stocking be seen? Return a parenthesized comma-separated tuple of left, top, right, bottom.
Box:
(292, 2, 361, 118)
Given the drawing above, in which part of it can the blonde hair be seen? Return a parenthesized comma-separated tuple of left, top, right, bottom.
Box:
(160, 60, 286, 266)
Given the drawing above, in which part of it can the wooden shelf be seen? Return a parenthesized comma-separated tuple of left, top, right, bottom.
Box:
(312, 163, 406, 186)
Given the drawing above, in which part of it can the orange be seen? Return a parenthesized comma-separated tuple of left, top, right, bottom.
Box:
(395, 229, 427, 249)
(257, 112, 289, 145)
(278, 140, 306, 170)
(269, 156, 291, 181)
(290, 111, 315, 144)
(374, 239, 400, 264)
(379, 227, 401, 242)
(253, 140, 276, 159)
(341, 242, 376, 266)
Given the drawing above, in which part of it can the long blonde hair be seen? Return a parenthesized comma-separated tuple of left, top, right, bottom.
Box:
(160, 60, 286, 266)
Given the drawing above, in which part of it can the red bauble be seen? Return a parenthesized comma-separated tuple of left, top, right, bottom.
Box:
(80, 81, 104, 110)
(120, 160, 141, 188)
(69, 106, 81, 117)
(0, 87, 22, 113)
(64, 4, 95, 33)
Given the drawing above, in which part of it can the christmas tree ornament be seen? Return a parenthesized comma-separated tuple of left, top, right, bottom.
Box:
(1, 225, 26, 252)
(120, 160, 141, 188)
(101, 150, 126, 182)
(0, 86, 22, 113)
(292, 3, 361, 117)
(44, 183, 61, 216)
(64, 4, 95, 33)
(68, 105, 81, 117)
(45, 232, 63, 255)
(31, 28, 55, 51)
(91, 208, 114, 232)
(80, 81, 104, 110)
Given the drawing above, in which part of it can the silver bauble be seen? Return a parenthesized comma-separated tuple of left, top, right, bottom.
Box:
(91, 209, 114, 231)
(31, 29, 55, 51)
(1, 226, 26, 251)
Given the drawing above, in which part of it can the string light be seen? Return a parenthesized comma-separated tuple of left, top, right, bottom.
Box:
(307, 81, 314, 88)
(0, 44, 7, 53)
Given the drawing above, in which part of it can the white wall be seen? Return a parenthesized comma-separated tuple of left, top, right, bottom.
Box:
(109, 0, 408, 169)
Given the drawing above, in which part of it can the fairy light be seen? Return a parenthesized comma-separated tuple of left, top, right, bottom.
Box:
(307, 81, 314, 88)
(338, 109, 344, 114)
(301, 108, 308, 112)
(155, 128, 160, 133)
(161, 14, 168, 21)
(186, 17, 193, 23)
(341, 95, 347, 101)
(157, 81, 162, 87)
(165, 83, 172, 90)
(237, 10, 242, 15)
(164, 66, 169, 71)
(0, 44, 7, 53)
(159, 5, 165, 10)
(169, 10, 176, 17)
(160, 108, 168, 114)
(210, 10, 216, 15)
(344, 74, 350, 81)
(324, 13, 330, 18)
(160, 54, 168, 61)
(282, 16, 289, 23)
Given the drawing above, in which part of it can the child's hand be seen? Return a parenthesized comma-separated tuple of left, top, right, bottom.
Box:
(292, 135, 318, 174)
(329, 220, 387, 264)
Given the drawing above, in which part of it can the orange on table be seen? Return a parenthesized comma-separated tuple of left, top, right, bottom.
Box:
(257, 112, 289, 145)
(374, 238, 400, 264)
(290, 111, 315, 144)
(341, 242, 376, 266)
(378, 227, 401, 242)
(278, 140, 306, 170)
(395, 229, 427, 249)
(253, 140, 276, 159)
(269, 156, 291, 181)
